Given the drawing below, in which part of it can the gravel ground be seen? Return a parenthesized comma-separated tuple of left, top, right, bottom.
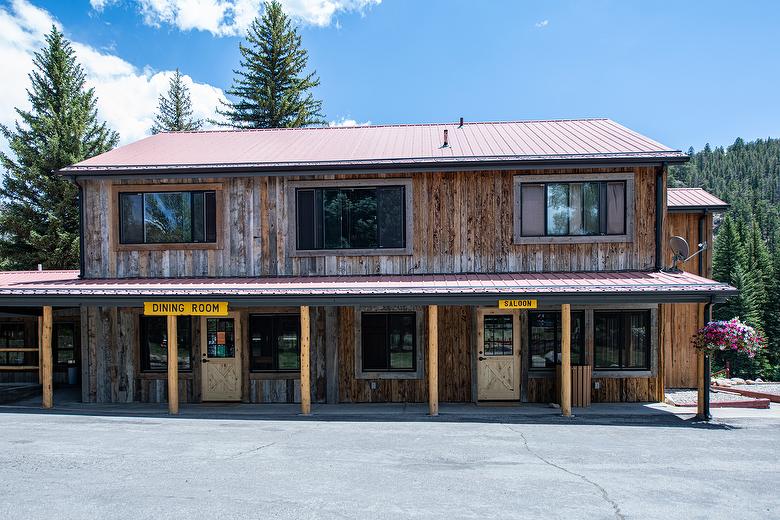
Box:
(732, 383, 780, 395)
(665, 389, 759, 405)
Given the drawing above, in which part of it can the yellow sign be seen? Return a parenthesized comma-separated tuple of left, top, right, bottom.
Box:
(498, 299, 538, 309)
(143, 302, 229, 316)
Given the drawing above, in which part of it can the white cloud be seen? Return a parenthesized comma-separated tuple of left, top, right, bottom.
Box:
(534, 19, 549, 28)
(102, 0, 380, 37)
(0, 0, 227, 156)
(329, 117, 371, 127)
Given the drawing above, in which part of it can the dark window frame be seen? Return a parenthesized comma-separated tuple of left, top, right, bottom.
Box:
(0, 322, 30, 366)
(139, 316, 194, 373)
(53, 322, 79, 366)
(527, 311, 587, 370)
(295, 185, 407, 251)
(249, 313, 301, 372)
(594, 310, 651, 371)
(520, 181, 627, 238)
(360, 311, 418, 373)
(118, 189, 218, 245)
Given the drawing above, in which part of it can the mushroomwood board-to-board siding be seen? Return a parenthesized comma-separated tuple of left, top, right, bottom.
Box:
(81, 167, 661, 278)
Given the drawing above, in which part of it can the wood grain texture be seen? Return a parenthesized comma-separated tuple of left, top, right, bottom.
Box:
(81, 167, 659, 279)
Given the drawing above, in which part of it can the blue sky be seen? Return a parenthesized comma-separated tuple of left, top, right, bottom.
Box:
(3, 0, 780, 151)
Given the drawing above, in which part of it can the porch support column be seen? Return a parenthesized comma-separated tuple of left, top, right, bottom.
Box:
(41, 306, 53, 409)
(300, 305, 311, 415)
(167, 315, 179, 415)
(428, 305, 439, 416)
(560, 304, 572, 417)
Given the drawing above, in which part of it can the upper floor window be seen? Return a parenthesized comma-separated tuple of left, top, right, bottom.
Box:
(119, 190, 217, 245)
(294, 183, 408, 252)
(513, 174, 633, 244)
(520, 181, 625, 237)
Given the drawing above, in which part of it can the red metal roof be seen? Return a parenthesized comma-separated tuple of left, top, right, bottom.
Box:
(0, 270, 735, 305)
(667, 188, 729, 210)
(59, 119, 687, 175)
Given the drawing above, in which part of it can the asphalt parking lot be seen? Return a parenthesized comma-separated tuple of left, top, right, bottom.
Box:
(0, 408, 778, 520)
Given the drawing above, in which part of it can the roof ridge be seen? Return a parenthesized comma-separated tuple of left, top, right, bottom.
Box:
(161, 118, 613, 135)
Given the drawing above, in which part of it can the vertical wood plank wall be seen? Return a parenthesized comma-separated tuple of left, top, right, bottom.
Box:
(661, 211, 713, 388)
(80, 167, 659, 279)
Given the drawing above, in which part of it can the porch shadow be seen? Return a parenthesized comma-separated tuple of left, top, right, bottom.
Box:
(0, 391, 734, 429)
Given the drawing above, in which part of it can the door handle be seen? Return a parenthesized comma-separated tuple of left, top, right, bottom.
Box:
(478, 356, 486, 361)
(201, 358, 210, 363)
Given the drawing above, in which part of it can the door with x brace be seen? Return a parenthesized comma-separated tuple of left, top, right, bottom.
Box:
(476, 309, 521, 401)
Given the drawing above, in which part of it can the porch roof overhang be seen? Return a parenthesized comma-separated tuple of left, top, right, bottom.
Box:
(0, 270, 737, 307)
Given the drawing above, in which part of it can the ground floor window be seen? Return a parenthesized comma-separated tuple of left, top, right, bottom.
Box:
(249, 314, 300, 371)
(528, 311, 586, 369)
(0, 323, 29, 365)
(54, 322, 78, 365)
(594, 310, 651, 370)
(361, 312, 416, 372)
(139, 316, 193, 372)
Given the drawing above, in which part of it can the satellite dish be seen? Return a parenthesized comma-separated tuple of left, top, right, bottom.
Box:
(666, 235, 708, 273)
(669, 236, 690, 259)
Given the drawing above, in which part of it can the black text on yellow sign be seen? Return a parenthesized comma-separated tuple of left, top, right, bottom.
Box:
(143, 302, 229, 316)
(498, 299, 538, 309)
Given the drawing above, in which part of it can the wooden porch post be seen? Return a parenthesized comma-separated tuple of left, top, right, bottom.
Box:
(167, 315, 179, 415)
(300, 305, 311, 415)
(41, 306, 53, 409)
(560, 304, 571, 417)
(428, 305, 439, 416)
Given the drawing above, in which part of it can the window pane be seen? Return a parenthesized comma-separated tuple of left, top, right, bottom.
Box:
(144, 192, 192, 243)
(529, 312, 556, 368)
(206, 318, 235, 358)
(626, 312, 650, 369)
(606, 182, 626, 235)
(484, 315, 514, 356)
(361, 313, 388, 371)
(192, 192, 205, 243)
(521, 184, 545, 236)
(388, 314, 415, 370)
(276, 315, 300, 370)
(119, 193, 144, 244)
(0, 324, 30, 366)
(569, 183, 583, 235)
(205, 191, 217, 243)
(249, 315, 274, 370)
(141, 317, 192, 371)
(377, 187, 404, 248)
(347, 189, 378, 248)
(55, 323, 76, 364)
(323, 189, 346, 248)
(582, 183, 600, 235)
(296, 189, 316, 250)
(594, 313, 622, 369)
(546, 184, 569, 235)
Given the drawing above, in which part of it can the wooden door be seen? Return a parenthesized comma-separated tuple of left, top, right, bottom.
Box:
(200, 313, 242, 401)
(476, 309, 521, 401)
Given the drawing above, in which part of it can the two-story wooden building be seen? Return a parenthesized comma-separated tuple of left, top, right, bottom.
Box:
(0, 119, 735, 415)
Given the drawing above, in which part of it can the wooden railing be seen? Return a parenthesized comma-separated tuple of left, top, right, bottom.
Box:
(0, 347, 40, 371)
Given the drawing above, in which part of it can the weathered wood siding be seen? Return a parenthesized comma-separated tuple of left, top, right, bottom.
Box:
(81, 167, 660, 278)
(661, 211, 713, 388)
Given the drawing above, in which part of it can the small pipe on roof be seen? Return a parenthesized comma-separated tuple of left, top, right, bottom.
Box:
(442, 129, 449, 148)
(459, 117, 464, 128)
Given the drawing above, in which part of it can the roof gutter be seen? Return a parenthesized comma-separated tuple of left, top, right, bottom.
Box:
(59, 155, 690, 181)
(655, 163, 666, 271)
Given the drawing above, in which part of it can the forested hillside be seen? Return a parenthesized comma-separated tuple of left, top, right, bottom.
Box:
(670, 138, 780, 379)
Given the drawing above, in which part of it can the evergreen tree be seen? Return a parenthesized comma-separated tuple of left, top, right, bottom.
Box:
(215, 0, 325, 128)
(0, 26, 118, 269)
(151, 69, 202, 134)
(711, 215, 744, 286)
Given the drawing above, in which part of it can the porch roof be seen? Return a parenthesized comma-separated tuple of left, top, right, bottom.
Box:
(0, 270, 736, 306)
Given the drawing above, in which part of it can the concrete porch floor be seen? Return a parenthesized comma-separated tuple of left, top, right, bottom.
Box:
(3, 385, 779, 423)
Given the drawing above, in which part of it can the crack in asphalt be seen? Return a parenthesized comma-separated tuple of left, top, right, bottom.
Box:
(508, 425, 625, 520)
(226, 442, 277, 459)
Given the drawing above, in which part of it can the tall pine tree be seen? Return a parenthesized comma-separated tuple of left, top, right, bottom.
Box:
(216, 0, 325, 128)
(0, 26, 118, 269)
(151, 69, 202, 134)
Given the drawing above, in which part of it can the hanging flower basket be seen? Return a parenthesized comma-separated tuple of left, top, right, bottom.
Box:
(692, 318, 766, 358)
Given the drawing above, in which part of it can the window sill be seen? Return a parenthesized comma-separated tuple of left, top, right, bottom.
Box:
(592, 370, 653, 379)
(249, 371, 300, 380)
(137, 371, 194, 379)
(291, 247, 412, 258)
(117, 242, 222, 252)
(514, 235, 632, 245)
(356, 370, 422, 380)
